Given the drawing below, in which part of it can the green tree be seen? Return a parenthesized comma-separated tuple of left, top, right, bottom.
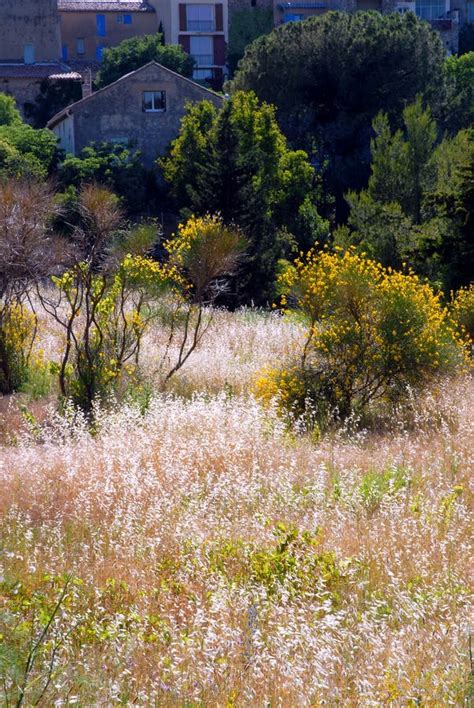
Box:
(160, 92, 328, 303)
(58, 142, 153, 216)
(419, 128, 474, 291)
(0, 93, 22, 126)
(367, 99, 436, 223)
(25, 79, 82, 129)
(0, 120, 59, 179)
(232, 12, 447, 216)
(95, 34, 194, 88)
(445, 52, 474, 132)
(227, 8, 273, 76)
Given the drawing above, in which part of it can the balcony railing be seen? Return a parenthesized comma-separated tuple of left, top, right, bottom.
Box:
(187, 20, 216, 31)
(191, 53, 214, 66)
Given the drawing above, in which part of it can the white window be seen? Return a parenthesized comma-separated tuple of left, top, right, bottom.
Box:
(24, 44, 35, 64)
(193, 68, 214, 81)
(186, 5, 215, 31)
(415, 0, 446, 19)
(143, 91, 166, 112)
(190, 36, 214, 66)
(76, 38, 85, 55)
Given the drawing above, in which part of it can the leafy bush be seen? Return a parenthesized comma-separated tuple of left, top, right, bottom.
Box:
(0, 93, 22, 126)
(42, 196, 245, 414)
(58, 142, 152, 216)
(0, 303, 36, 395)
(451, 285, 474, 344)
(95, 34, 194, 89)
(256, 249, 468, 426)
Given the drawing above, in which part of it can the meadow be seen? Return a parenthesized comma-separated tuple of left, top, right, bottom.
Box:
(0, 309, 473, 705)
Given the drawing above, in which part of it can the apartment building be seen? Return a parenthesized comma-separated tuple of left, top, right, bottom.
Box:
(58, 1, 158, 65)
(57, 0, 228, 88)
(141, 1, 227, 87)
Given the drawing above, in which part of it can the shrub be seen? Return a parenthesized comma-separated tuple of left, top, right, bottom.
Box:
(451, 284, 474, 344)
(42, 202, 245, 414)
(256, 248, 468, 426)
(0, 303, 36, 395)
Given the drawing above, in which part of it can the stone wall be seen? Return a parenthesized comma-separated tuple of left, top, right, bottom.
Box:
(0, 0, 61, 63)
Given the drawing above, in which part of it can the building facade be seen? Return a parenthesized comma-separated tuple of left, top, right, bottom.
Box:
(58, 0, 228, 88)
(48, 61, 223, 164)
(0, 0, 80, 117)
(58, 0, 158, 66)
(160, 1, 228, 86)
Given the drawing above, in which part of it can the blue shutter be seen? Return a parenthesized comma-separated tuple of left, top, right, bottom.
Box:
(96, 14, 106, 36)
(62, 44, 69, 60)
(123, 14, 132, 24)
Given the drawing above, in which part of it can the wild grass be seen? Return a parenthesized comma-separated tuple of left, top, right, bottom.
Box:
(0, 309, 472, 705)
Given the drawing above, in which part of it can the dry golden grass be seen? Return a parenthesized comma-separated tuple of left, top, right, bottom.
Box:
(0, 310, 473, 705)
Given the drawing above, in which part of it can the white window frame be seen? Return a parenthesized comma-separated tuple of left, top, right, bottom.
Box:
(186, 4, 216, 31)
(143, 91, 167, 112)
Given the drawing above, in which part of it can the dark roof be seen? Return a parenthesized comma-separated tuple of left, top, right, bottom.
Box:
(0, 63, 80, 80)
(278, 2, 327, 7)
(47, 61, 223, 128)
(58, 0, 155, 11)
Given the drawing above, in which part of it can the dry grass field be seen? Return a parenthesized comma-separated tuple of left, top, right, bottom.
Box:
(0, 310, 473, 705)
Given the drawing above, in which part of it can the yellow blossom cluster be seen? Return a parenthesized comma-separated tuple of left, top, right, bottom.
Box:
(257, 248, 469, 422)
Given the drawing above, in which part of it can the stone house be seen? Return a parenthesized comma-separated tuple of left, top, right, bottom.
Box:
(47, 61, 223, 166)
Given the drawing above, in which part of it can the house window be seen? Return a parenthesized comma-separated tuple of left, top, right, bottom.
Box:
(190, 36, 214, 66)
(469, 1, 474, 20)
(76, 38, 85, 55)
(24, 44, 35, 64)
(193, 67, 214, 81)
(143, 91, 166, 112)
(62, 44, 69, 61)
(96, 45, 106, 61)
(186, 5, 215, 31)
(96, 14, 106, 36)
(117, 14, 133, 24)
(415, 0, 446, 19)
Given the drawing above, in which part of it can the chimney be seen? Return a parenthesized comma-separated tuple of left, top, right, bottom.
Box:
(82, 69, 92, 98)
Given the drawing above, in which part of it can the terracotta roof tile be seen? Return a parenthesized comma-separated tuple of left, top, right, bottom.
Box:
(58, 0, 155, 11)
(0, 63, 80, 80)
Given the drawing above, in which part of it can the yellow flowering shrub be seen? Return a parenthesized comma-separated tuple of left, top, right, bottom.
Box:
(257, 248, 468, 425)
(165, 215, 245, 299)
(0, 303, 36, 394)
(451, 285, 474, 345)
(51, 253, 171, 412)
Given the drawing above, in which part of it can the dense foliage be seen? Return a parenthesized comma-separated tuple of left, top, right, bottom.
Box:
(227, 8, 274, 75)
(58, 142, 153, 215)
(0, 95, 59, 180)
(256, 249, 468, 426)
(232, 12, 447, 215)
(95, 34, 195, 88)
(161, 91, 328, 303)
(338, 101, 474, 291)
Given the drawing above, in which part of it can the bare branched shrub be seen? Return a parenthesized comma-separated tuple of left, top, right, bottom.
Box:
(0, 181, 64, 394)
